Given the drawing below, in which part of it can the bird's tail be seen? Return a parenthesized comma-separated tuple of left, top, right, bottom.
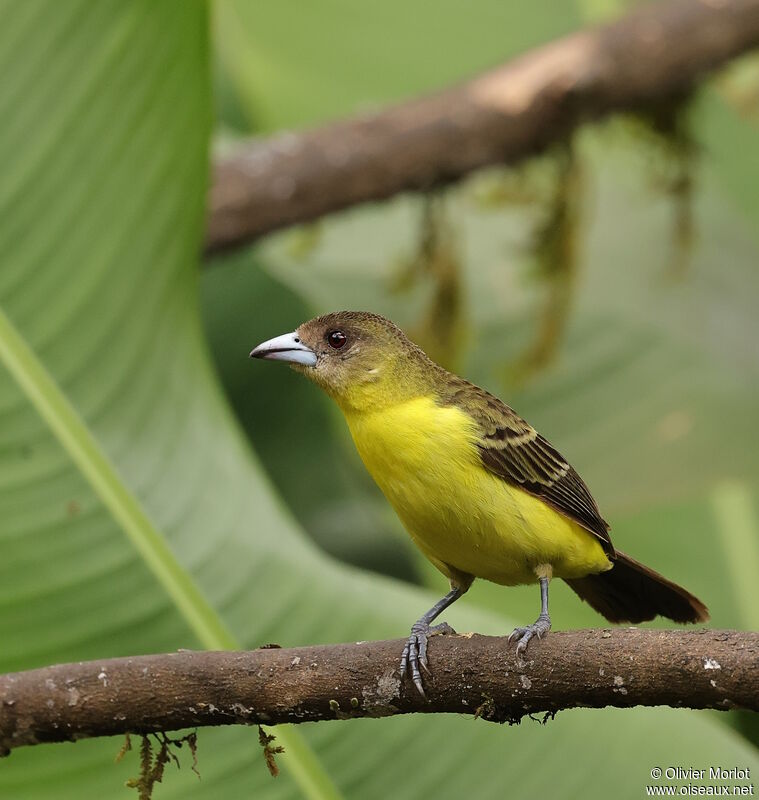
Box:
(564, 550, 709, 624)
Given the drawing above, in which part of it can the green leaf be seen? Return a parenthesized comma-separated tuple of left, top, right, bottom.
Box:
(0, 302, 339, 800)
(0, 306, 237, 652)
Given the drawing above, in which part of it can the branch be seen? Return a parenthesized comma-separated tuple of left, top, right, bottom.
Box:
(206, 0, 759, 254)
(2, 629, 757, 754)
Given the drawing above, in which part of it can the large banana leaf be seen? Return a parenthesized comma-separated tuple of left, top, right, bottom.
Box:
(1, 3, 757, 799)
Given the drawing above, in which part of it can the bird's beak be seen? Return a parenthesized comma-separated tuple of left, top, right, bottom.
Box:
(249, 331, 318, 367)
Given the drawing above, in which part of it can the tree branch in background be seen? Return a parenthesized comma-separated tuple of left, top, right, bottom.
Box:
(2, 629, 757, 755)
(206, 0, 759, 254)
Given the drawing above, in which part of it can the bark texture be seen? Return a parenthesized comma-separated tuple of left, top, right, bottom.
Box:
(2, 629, 757, 755)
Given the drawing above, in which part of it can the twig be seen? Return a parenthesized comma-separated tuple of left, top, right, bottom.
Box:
(1, 629, 757, 755)
(206, 0, 759, 253)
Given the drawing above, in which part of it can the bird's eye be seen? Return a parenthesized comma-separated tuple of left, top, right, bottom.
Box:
(327, 330, 347, 349)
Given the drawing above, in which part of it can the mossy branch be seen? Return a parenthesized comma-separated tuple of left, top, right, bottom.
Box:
(206, 0, 759, 253)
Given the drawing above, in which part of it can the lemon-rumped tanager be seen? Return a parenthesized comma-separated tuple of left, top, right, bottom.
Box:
(251, 311, 708, 695)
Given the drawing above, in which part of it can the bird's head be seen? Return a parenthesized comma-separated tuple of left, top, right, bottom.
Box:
(250, 311, 434, 411)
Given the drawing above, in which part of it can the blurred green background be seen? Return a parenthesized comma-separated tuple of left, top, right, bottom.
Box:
(1, 1, 758, 798)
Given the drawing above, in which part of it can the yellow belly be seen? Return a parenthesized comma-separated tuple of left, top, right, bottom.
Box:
(345, 396, 611, 586)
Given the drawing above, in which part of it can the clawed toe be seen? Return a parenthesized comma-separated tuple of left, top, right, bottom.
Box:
(515, 634, 532, 658)
(509, 614, 551, 657)
(507, 626, 528, 643)
(399, 623, 431, 697)
(399, 587, 465, 697)
(399, 620, 455, 697)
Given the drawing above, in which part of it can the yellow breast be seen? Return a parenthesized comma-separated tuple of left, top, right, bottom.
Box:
(344, 396, 610, 586)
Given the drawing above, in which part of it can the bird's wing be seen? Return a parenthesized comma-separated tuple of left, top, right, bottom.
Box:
(441, 379, 614, 555)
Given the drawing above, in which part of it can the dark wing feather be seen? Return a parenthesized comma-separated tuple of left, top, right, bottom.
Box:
(442, 379, 614, 556)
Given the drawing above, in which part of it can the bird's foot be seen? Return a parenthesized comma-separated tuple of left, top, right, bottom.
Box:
(508, 613, 551, 658)
(399, 621, 456, 697)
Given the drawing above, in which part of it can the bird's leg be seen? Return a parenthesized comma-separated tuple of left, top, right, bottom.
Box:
(508, 576, 551, 658)
(400, 587, 462, 697)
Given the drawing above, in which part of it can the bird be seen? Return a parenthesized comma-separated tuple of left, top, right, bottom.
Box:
(250, 311, 709, 696)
